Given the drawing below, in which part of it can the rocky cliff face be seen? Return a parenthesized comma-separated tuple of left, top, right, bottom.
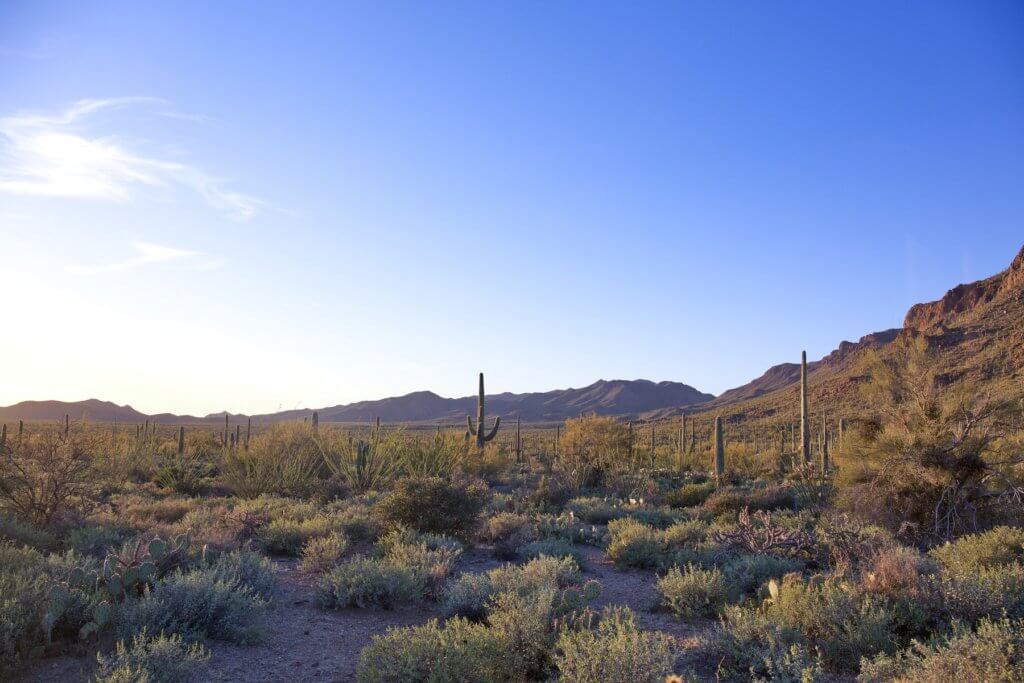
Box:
(904, 245, 1024, 333)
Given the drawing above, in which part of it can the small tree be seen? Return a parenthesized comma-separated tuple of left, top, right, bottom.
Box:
(837, 336, 1024, 543)
(0, 426, 100, 526)
(556, 415, 635, 491)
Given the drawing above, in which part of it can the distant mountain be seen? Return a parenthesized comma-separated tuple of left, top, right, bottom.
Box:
(0, 379, 714, 425)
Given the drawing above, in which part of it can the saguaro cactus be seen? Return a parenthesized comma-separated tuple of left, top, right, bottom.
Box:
(820, 414, 829, 473)
(1, 423, 6, 449)
(177, 426, 185, 455)
(65, 414, 70, 439)
(245, 418, 251, 450)
(800, 351, 810, 463)
(713, 416, 725, 484)
(466, 372, 500, 447)
(223, 415, 229, 447)
(312, 411, 319, 436)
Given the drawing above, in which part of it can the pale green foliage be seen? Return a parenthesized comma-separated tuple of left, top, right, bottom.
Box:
(318, 556, 421, 608)
(657, 564, 728, 619)
(0, 543, 49, 673)
(220, 423, 321, 498)
(929, 526, 1024, 574)
(859, 617, 1024, 682)
(95, 630, 210, 683)
(553, 606, 676, 683)
(301, 532, 349, 573)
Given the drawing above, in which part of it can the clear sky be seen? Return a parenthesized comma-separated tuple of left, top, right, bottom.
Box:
(1, 1, 1022, 416)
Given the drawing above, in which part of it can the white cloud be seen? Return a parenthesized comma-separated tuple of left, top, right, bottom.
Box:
(0, 98, 261, 219)
(67, 239, 217, 275)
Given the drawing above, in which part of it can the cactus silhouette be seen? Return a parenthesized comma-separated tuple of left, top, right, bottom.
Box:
(466, 372, 500, 447)
(800, 350, 810, 463)
(714, 416, 725, 484)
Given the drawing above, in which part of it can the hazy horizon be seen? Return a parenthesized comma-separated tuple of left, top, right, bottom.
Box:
(2, 1, 1022, 415)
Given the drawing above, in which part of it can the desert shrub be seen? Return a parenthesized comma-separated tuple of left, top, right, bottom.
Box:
(662, 518, 709, 547)
(443, 555, 580, 619)
(665, 482, 716, 508)
(395, 432, 466, 479)
(257, 515, 334, 556)
(929, 526, 1024, 574)
(704, 485, 796, 517)
(836, 339, 1023, 543)
(626, 505, 684, 529)
(557, 415, 636, 491)
(607, 518, 667, 568)
(318, 556, 421, 608)
(481, 511, 536, 558)
(121, 497, 195, 526)
(657, 564, 728, 619)
(0, 543, 50, 673)
(485, 589, 561, 678)
(325, 498, 381, 541)
(117, 567, 269, 645)
(376, 476, 488, 538)
(357, 617, 501, 683)
(0, 428, 100, 526)
(0, 514, 57, 550)
(517, 536, 582, 564)
(553, 606, 675, 683)
(202, 550, 276, 600)
(858, 616, 1024, 682)
(723, 553, 805, 599)
(301, 532, 349, 573)
(153, 452, 211, 496)
(935, 561, 1024, 623)
(94, 630, 210, 683)
(317, 428, 401, 493)
(713, 574, 897, 675)
(220, 423, 321, 498)
(380, 537, 461, 600)
(65, 524, 135, 558)
(565, 496, 625, 524)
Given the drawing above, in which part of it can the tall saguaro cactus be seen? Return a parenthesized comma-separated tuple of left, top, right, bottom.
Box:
(820, 413, 829, 473)
(713, 416, 725, 484)
(466, 372, 500, 447)
(177, 427, 185, 454)
(800, 350, 810, 463)
(312, 411, 319, 436)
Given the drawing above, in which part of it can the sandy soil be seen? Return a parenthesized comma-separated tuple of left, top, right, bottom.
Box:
(11, 546, 711, 682)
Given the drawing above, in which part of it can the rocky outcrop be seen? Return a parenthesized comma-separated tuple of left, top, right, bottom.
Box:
(905, 244, 1024, 333)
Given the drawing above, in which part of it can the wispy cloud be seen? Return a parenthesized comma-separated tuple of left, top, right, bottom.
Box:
(67, 240, 222, 275)
(0, 98, 261, 219)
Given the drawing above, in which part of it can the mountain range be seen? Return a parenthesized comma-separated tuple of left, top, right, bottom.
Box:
(3, 243, 1022, 426)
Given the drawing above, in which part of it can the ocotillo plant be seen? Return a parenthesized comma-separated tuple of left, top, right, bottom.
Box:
(800, 350, 810, 463)
(177, 427, 185, 455)
(466, 372, 500, 447)
(713, 416, 725, 485)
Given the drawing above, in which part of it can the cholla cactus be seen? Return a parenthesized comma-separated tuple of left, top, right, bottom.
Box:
(466, 373, 500, 447)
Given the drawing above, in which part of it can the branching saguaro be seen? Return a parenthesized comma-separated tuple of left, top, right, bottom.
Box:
(466, 372, 500, 447)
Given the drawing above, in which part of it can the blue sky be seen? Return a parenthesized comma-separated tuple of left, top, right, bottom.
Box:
(1, 1, 1022, 416)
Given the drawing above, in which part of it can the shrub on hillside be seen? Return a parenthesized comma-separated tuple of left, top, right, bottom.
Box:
(376, 476, 488, 538)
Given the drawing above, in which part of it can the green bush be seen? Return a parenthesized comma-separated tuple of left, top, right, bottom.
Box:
(712, 574, 897, 676)
(117, 567, 269, 645)
(203, 550, 276, 601)
(376, 477, 489, 539)
(517, 537, 582, 565)
(481, 512, 537, 558)
(0, 543, 49, 674)
(665, 482, 716, 508)
(723, 553, 806, 599)
(0, 515, 57, 550)
(301, 532, 349, 573)
(380, 537, 461, 600)
(662, 519, 709, 548)
(657, 564, 728, 619)
(858, 617, 1024, 682)
(929, 526, 1024, 574)
(704, 485, 796, 517)
(607, 518, 667, 569)
(553, 606, 676, 683)
(566, 497, 625, 524)
(95, 630, 210, 683)
(935, 562, 1024, 623)
(318, 556, 421, 608)
(443, 555, 580, 620)
(258, 515, 334, 556)
(357, 617, 500, 683)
